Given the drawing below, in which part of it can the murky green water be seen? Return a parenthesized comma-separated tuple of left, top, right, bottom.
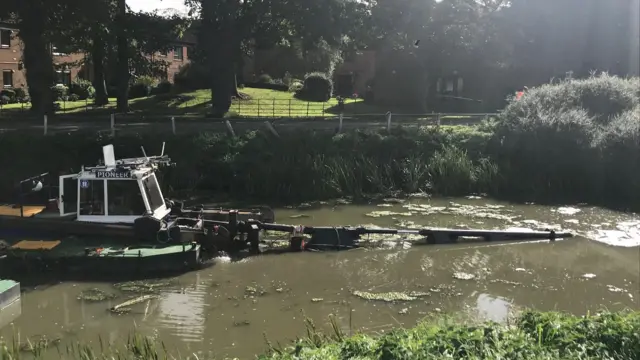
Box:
(1, 197, 638, 359)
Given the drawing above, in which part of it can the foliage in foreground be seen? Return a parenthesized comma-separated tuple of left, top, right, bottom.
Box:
(1, 311, 637, 359)
(259, 311, 640, 360)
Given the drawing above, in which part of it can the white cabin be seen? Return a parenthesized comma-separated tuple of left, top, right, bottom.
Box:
(58, 144, 171, 224)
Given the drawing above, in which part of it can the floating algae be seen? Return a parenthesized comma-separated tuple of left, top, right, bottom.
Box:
(77, 288, 118, 302)
(365, 211, 413, 218)
(244, 284, 268, 297)
(353, 290, 431, 302)
(113, 280, 172, 293)
(290, 214, 310, 219)
(109, 294, 157, 313)
(453, 272, 476, 281)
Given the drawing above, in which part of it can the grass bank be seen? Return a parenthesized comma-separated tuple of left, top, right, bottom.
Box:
(2, 311, 638, 359)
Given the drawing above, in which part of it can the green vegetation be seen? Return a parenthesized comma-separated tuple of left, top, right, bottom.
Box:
(0, 75, 638, 211)
(0, 88, 369, 117)
(1, 311, 637, 359)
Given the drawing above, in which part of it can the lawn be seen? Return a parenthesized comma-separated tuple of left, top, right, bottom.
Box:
(0, 88, 481, 122)
(0, 88, 381, 118)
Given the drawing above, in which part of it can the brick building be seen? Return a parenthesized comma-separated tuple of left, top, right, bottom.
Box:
(0, 21, 191, 90)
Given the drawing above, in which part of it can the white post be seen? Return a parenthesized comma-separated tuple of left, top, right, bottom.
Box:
(110, 113, 115, 136)
(386, 111, 392, 132)
(171, 117, 176, 135)
(224, 120, 236, 137)
(338, 113, 343, 133)
(43, 115, 48, 135)
(436, 113, 441, 129)
(264, 121, 280, 137)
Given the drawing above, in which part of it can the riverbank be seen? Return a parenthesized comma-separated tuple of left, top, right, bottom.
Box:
(2, 310, 638, 359)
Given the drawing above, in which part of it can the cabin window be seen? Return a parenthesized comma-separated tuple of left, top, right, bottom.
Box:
(107, 181, 146, 215)
(79, 180, 105, 215)
(142, 174, 164, 213)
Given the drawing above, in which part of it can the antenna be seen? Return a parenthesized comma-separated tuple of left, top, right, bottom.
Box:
(161, 142, 165, 157)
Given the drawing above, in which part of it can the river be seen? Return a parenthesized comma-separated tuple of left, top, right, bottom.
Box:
(1, 197, 638, 359)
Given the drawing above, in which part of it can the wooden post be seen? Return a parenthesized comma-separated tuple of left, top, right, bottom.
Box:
(306, 102, 310, 117)
(264, 121, 279, 137)
(272, 99, 275, 118)
(338, 113, 343, 133)
(224, 120, 236, 137)
(110, 113, 115, 136)
(288, 99, 291, 117)
(436, 113, 441, 130)
(43, 115, 48, 135)
(386, 112, 392, 133)
(257, 100, 260, 117)
(171, 116, 176, 135)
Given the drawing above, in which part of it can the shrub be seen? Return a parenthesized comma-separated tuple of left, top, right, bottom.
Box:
(173, 62, 210, 90)
(128, 77, 157, 99)
(296, 72, 333, 101)
(244, 82, 289, 91)
(13, 87, 27, 100)
(134, 75, 157, 88)
(69, 79, 95, 100)
(492, 73, 640, 206)
(152, 81, 172, 95)
(68, 94, 80, 101)
(51, 84, 68, 101)
(0, 95, 9, 105)
(289, 81, 303, 92)
(257, 74, 273, 84)
(0, 89, 15, 102)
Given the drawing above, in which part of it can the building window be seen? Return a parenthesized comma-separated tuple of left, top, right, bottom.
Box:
(0, 29, 10, 48)
(2, 70, 12, 88)
(51, 46, 68, 56)
(55, 71, 71, 86)
(173, 46, 183, 60)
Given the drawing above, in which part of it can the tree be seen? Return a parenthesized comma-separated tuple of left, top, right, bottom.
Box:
(186, 0, 369, 117)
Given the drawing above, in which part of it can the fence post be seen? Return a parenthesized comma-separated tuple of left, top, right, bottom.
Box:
(257, 100, 260, 117)
(436, 113, 441, 130)
(224, 120, 236, 137)
(264, 121, 279, 137)
(110, 113, 115, 136)
(386, 111, 392, 133)
(288, 99, 291, 117)
(272, 99, 275, 118)
(171, 116, 176, 135)
(43, 115, 48, 135)
(338, 113, 343, 133)
(306, 102, 310, 117)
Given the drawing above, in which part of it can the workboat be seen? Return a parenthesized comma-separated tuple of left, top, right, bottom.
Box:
(0, 142, 574, 277)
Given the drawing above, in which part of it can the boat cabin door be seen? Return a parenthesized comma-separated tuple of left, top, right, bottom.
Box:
(59, 174, 79, 217)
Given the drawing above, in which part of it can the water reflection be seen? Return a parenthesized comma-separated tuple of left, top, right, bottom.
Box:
(475, 293, 512, 322)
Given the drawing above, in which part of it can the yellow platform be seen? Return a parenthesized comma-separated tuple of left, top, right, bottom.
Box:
(0, 205, 46, 217)
(11, 240, 61, 250)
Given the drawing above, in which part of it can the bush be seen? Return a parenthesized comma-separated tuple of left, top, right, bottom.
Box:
(51, 84, 68, 101)
(0, 89, 15, 102)
(257, 74, 273, 84)
(69, 79, 95, 100)
(134, 75, 157, 88)
(13, 87, 27, 100)
(243, 82, 289, 91)
(289, 81, 303, 92)
(68, 94, 80, 101)
(296, 72, 333, 101)
(173, 62, 210, 90)
(128, 77, 156, 99)
(0, 95, 9, 105)
(492, 73, 640, 207)
(152, 81, 172, 95)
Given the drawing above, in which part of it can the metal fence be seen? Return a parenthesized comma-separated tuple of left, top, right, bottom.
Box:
(0, 97, 373, 118)
(0, 112, 497, 136)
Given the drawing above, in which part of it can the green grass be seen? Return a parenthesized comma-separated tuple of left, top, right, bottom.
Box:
(0, 88, 380, 118)
(1, 311, 637, 359)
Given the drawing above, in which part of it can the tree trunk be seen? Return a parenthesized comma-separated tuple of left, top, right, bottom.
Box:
(115, 0, 129, 113)
(20, 1, 54, 115)
(91, 35, 109, 106)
